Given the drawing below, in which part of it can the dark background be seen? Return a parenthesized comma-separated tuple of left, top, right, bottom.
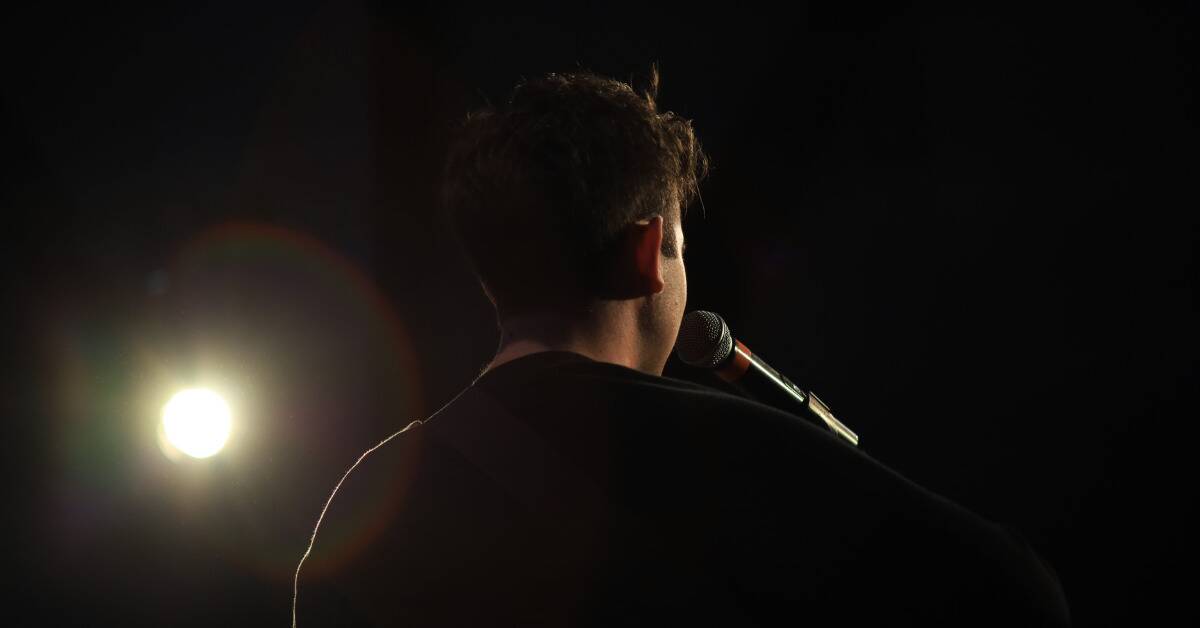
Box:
(4, 2, 1195, 626)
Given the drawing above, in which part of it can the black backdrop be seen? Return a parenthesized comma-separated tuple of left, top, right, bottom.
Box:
(4, 2, 1195, 626)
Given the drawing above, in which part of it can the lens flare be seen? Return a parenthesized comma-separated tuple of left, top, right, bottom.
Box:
(161, 388, 232, 459)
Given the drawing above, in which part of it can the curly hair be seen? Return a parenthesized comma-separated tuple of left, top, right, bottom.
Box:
(440, 65, 710, 318)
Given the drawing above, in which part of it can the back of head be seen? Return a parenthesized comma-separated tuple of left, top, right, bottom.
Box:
(440, 65, 709, 320)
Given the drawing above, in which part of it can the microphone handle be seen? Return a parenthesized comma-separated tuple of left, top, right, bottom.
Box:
(716, 340, 860, 447)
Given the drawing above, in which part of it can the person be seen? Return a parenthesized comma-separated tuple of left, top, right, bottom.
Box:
(292, 66, 1070, 626)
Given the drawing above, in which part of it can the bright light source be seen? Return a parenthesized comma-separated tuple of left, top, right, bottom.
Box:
(161, 388, 232, 459)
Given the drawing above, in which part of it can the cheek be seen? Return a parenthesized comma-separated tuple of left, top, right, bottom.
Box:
(676, 227, 686, 294)
(675, 260, 688, 307)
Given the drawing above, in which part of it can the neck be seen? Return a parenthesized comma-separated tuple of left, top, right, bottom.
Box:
(486, 306, 664, 375)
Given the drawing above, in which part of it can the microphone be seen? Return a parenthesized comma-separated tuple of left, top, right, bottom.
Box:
(675, 310, 859, 446)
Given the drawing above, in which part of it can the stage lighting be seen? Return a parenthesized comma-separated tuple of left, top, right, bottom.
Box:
(161, 388, 232, 459)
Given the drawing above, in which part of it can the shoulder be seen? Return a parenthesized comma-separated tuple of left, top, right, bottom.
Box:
(295, 405, 536, 626)
(553, 365, 1070, 624)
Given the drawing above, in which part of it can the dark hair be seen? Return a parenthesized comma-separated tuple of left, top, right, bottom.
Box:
(440, 65, 710, 318)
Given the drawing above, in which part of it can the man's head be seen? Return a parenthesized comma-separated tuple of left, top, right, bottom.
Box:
(441, 66, 709, 369)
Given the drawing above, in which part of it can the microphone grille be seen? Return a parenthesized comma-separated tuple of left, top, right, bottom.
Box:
(676, 310, 734, 369)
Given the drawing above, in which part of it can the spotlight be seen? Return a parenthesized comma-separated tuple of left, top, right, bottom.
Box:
(160, 388, 232, 459)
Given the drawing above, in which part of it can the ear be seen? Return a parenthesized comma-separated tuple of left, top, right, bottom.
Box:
(629, 215, 666, 295)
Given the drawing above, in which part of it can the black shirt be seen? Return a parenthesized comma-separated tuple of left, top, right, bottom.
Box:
(294, 351, 1070, 626)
